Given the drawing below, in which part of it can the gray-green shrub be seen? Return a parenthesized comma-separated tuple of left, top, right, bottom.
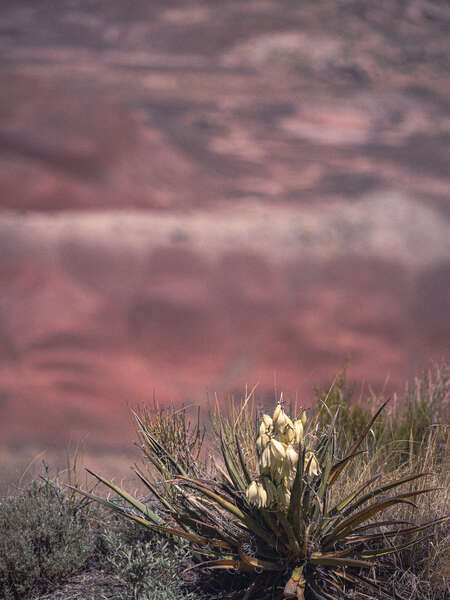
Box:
(102, 526, 195, 600)
(0, 479, 96, 599)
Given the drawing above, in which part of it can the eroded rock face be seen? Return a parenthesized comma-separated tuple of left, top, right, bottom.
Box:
(0, 1, 448, 473)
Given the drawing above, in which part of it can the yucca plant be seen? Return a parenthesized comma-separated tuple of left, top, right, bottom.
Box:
(72, 398, 449, 599)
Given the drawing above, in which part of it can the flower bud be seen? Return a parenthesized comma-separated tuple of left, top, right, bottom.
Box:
(293, 419, 304, 444)
(273, 404, 282, 423)
(261, 445, 272, 471)
(246, 480, 258, 504)
(301, 411, 307, 426)
(270, 438, 286, 460)
(284, 425, 295, 443)
(305, 451, 321, 476)
(256, 482, 268, 508)
(256, 433, 270, 453)
(275, 409, 288, 429)
(286, 444, 299, 468)
(262, 414, 273, 429)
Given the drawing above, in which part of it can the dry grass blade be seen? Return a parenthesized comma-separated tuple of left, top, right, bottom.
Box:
(309, 555, 378, 568)
(328, 398, 390, 486)
(349, 515, 450, 544)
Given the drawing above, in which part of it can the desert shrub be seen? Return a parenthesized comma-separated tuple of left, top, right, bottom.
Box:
(74, 367, 450, 600)
(101, 525, 195, 600)
(0, 471, 194, 600)
(0, 479, 97, 599)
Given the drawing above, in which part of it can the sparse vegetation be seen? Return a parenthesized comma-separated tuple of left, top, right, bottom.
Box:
(315, 363, 449, 466)
(0, 479, 97, 600)
(0, 478, 195, 600)
(101, 525, 195, 600)
(74, 364, 449, 599)
(1, 364, 448, 599)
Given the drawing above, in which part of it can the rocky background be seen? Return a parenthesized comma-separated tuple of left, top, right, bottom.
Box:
(0, 0, 449, 489)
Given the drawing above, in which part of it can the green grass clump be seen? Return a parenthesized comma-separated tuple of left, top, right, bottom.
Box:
(315, 363, 449, 466)
(0, 479, 96, 600)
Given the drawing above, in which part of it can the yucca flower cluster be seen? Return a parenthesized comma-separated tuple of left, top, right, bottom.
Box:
(246, 404, 319, 511)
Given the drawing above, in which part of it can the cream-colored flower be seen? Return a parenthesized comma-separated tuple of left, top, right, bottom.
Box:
(278, 457, 296, 488)
(256, 482, 268, 508)
(276, 409, 288, 428)
(246, 480, 270, 508)
(274, 407, 295, 438)
(256, 433, 270, 453)
(293, 419, 304, 444)
(283, 425, 295, 444)
(261, 445, 272, 471)
(301, 410, 307, 426)
(246, 480, 258, 504)
(286, 444, 299, 468)
(273, 404, 282, 423)
(285, 415, 294, 430)
(270, 438, 286, 460)
(262, 414, 273, 429)
(304, 451, 321, 476)
(260, 439, 286, 479)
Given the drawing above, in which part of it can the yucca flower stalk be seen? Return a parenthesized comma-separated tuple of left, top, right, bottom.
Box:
(72, 398, 449, 599)
(246, 405, 314, 514)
